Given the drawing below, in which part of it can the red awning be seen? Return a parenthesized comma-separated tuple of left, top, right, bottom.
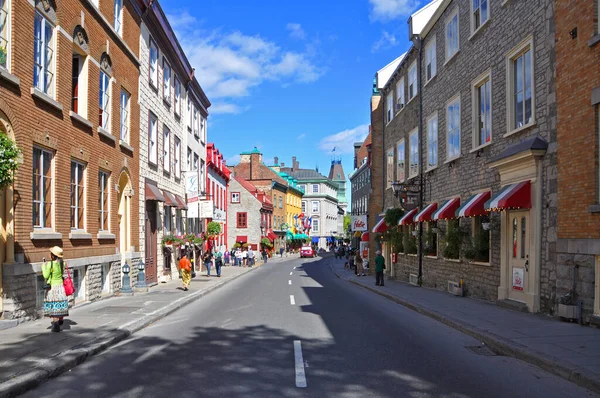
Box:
(236, 235, 247, 243)
(486, 181, 531, 211)
(414, 203, 438, 223)
(361, 232, 369, 242)
(163, 191, 178, 207)
(145, 182, 165, 202)
(433, 198, 460, 220)
(399, 208, 419, 225)
(174, 194, 188, 210)
(267, 231, 278, 241)
(457, 191, 491, 218)
(372, 218, 388, 233)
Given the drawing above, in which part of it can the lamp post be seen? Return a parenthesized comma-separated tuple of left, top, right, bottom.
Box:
(120, 261, 133, 294)
(136, 260, 147, 288)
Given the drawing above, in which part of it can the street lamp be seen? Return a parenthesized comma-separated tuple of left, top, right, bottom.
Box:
(121, 261, 133, 294)
(136, 260, 147, 288)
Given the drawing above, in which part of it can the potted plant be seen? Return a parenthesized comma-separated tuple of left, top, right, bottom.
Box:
(442, 221, 467, 260)
(0, 133, 21, 189)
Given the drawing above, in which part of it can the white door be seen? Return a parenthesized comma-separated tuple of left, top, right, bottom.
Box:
(507, 211, 529, 303)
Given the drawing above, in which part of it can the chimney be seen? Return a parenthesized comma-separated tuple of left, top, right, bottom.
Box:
(274, 156, 279, 165)
(281, 162, 285, 167)
(249, 147, 262, 180)
(292, 156, 299, 170)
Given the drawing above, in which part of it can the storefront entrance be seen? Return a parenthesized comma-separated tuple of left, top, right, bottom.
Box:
(507, 211, 530, 304)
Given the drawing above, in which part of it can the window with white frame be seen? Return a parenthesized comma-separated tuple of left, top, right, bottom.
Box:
(193, 153, 199, 171)
(32, 147, 53, 228)
(396, 78, 405, 111)
(0, 0, 11, 70)
(113, 0, 123, 36)
(149, 38, 158, 88)
(386, 147, 394, 188)
(231, 192, 240, 203)
(312, 201, 319, 213)
(120, 90, 130, 142)
(507, 38, 534, 132)
(386, 90, 394, 123)
(99, 69, 111, 130)
(473, 71, 492, 148)
(71, 55, 88, 117)
(201, 116, 207, 143)
(472, 0, 489, 32)
(164, 205, 172, 234)
(163, 126, 170, 173)
(409, 129, 419, 178)
(174, 136, 181, 178)
(193, 106, 199, 138)
(187, 96, 192, 129)
(33, 11, 55, 96)
(301, 201, 306, 213)
(312, 184, 319, 193)
(427, 113, 438, 169)
(174, 77, 181, 116)
(186, 147, 192, 170)
(425, 37, 436, 82)
(447, 96, 461, 160)
(408, 62, 417, 100)
(445, 8, 459, 61)
(148, 112, 158, 164)
(70, 161, 86, 230)
(397, 140, 405, 182)
(163, 58, 171, 104)
(98, 170, 110, 231)
(313, 219, 319, 233)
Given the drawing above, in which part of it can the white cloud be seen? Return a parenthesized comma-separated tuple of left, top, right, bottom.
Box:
(286, 23, 306, 40)
(319, 125, 369, 154)
(297, 133, 306, 140)
(372, 31, 398, 52)
(210, 103, 245, 114)
(369, 0, 420, 22)
(226, 154, 241, 165)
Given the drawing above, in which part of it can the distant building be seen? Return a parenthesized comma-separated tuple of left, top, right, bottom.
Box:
(349, 131, 372, 248)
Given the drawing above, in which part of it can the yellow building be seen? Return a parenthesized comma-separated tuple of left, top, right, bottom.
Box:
(279, 173, 304, 235)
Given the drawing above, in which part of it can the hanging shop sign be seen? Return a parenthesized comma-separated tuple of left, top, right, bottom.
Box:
(351, 215, 368, 231)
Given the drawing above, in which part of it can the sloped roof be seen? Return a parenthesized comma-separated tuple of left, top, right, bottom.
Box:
(232, 162, 288, 186)
(234, 175, 258, 195)
(328, 161, 346, 182)
(280, 168, 328, 181)
(377, 53, 406, 90)
(410, 0, 443, 36)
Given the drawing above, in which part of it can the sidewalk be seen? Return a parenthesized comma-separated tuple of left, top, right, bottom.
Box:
(329, 258, 600, 394)
(0, 258, 287, 398)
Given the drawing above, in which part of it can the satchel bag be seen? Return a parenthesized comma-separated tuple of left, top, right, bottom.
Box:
(63, 263, 75, 296)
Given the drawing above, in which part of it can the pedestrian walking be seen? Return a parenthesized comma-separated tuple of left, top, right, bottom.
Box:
(375, 250, 385, 286)
(235, 248, 242, 266)
(247, 247, 255, 266)
(179, 250, 192, 291)
(262, 248, 268, 263)
(214, 248, 223, 277)
(242, 249, 248, 267)
(203, 250, 213, 276)
(224, 250, 230, 266)
(355, 251, 364, 276)
(279, 247, 284, 257)
(42, 246, 69, 333)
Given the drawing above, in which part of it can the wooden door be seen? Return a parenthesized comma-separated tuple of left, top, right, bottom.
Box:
(145, 201, 158, 284)
(507, 211, 529, 303)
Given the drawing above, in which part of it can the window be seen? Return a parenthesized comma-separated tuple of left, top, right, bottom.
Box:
(386, 147, 394, 188)
(163, 126, 170, 173)
(120, 90, 130, 142)
(396, 78, 404, 111)
(187, 96, 192, 129)
(99, 70, 111, 130)
(425, 222, 438, 257)
(446, 96, 461, 160)
(507, 38, 534, 132)
(33, 12, 55, 96)
(163, 58, 171, 104)
(149, 38, 158, 88)
(237, 212, 247, 228)
(313, 219, 319, 233)
(187, 147, 192, 171)
(408, 62, 417, 100)
(174, 77, 181, 116)
(301, 201, 306, 213)
(397, 140, 405, 182)
(193, 106, 199, 138)
(70, 161, 85, 230)
(445, 8, 459, 61)
(201, 117, 207, 143)
(408, 129, 419, 178)
(427, 113, 438, 169)
(32, 147, 53, 228)
(98, 171, 109, 231)
(148, 113, 158, 164)
(471, 215, 490, 263)
(386, 90, 394, 124)
(425, 37, 436, 82)
(193, 154, 199, 171)
(279, 196, 283, 208)
(164, 205, 172, 234)
(312, 184, 319, 193)
(231, 192, 240, 203)
(472, 71, 492, 148)
(472, 0, 489, 32)
(174, 136, 181, 178)
(312, 201, 319, 213)
(0, 0, 10, 70)
(113, 0, 123, 36)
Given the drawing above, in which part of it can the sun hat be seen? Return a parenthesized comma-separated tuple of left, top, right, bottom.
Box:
(50, 246, 64, 258)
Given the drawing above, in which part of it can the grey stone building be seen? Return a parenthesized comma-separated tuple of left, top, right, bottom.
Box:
(378, 0, 557, 314)
(349, 133, 372, 248)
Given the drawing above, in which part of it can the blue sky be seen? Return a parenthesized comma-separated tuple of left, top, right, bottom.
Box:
(161, 0, 426, 186)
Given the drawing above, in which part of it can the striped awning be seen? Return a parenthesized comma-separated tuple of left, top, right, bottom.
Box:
(398, 208, 419, 225)
(361, 232, 370, 242)
(372, 218, 388, 233)
(433, 198, 460, 220)
(485, 181, 531, 211)
(456, 191, 491, 218)
(174, 194, 188, 210)
(414, 203, 438, 223)
(162, 191, 178, 207)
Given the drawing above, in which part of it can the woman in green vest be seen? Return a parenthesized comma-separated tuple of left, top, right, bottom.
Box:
(42, 246, 69, 332)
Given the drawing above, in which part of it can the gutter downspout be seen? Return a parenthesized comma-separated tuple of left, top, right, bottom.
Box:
(415, 37, 425, 287)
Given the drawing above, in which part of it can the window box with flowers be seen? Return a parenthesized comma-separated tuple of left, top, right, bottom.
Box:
(0, 133, 21, 189)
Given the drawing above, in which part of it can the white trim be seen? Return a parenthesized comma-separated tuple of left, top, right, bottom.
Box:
(488, 184, 518, 209)
(396, 139, 406, 183)
(445, 7, 460, 62)
(415, 203, 436, 222)
(506, 35, 535, 136)
(471, 68, 492, 150)
(57, 25, 72, 41)
(399, 208, 419, 225)
(424, 36, 437, 83)
(409, 128, 419, 178)
(458, 193, 484, 217)
(433, 197, 460, 220)
(408, 61, 418, 100)
(426, 111, 438, 169)
(446, 93, 461, 161)
(470, 0, 490, 37)
(372, 218, 387, 233)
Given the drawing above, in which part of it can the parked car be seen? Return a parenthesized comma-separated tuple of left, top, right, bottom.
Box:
(300, 245, 316, 258)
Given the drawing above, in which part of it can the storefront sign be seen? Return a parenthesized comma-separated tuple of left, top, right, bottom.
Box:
(213, 208, 226, 222)
(512, 268, 524, 291)
(351, 215, 368, 231)
(199, 200, 214, 218)
(360, 241, 369, 260)
(184, 171, 199, 218)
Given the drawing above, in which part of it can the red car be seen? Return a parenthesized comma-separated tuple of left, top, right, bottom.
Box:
(300, 245, 316, 258)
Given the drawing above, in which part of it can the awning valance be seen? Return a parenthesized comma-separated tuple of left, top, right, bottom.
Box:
(236, 235, 248, 243)
(361, 232, 370, 242)
(457, 191, 491, 218)
(174, 194, 188, 210)
(267, 231, 278, 241)
(145, 183, 165, 202)
(312, 237, 319, 243)
(433, 198, 460, 220)
(399, 208, 419, 225)
(414, 203, 438, 223)
(372, 218, 388, 233)
(163, 191, 178, 207)
(485, 181, 531, 211)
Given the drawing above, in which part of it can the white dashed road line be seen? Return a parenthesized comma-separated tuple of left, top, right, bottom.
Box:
(289, 280, 292, 285)
(290, 272, 293, 275)
(294, 340, 307, 388)
(290, 295, 296, 305)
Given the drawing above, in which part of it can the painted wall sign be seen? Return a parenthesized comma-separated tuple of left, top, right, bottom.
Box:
(512, 268, 524, 291)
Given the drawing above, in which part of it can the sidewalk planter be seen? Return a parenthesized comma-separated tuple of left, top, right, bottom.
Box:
(558, 304, 577, 320)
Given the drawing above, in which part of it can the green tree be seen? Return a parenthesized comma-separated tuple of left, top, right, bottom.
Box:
(343, 214, 351, 234)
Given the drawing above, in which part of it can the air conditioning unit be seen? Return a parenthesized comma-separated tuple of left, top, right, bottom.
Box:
(409, 273, 419, 286)
(447, 280, 463, 296)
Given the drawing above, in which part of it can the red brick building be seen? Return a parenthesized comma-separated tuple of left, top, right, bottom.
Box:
(555, 0, 600, 323)
(0, 0, 143, 318)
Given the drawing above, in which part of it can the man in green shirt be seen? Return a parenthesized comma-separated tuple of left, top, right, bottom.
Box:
(375, 250, 385, 286)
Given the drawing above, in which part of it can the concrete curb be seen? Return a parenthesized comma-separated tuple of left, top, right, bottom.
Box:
(330, 265, 600, 395)
(0, 266, 259, 398)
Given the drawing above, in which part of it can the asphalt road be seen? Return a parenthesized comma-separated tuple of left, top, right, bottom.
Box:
(23, 256, 597, 398)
